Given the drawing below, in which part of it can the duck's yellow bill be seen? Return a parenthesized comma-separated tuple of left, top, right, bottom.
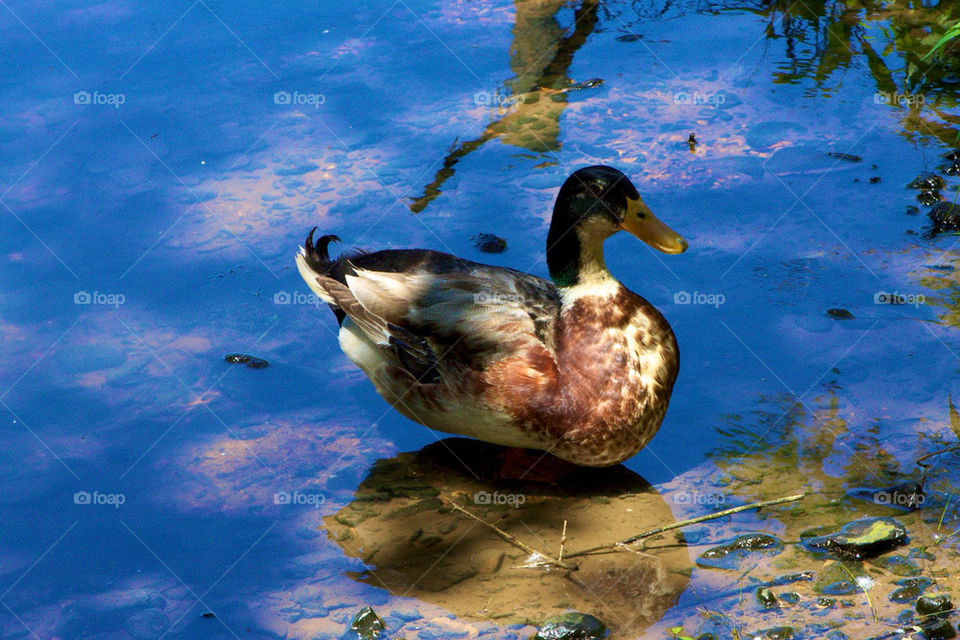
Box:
(621, 197, 688, 254)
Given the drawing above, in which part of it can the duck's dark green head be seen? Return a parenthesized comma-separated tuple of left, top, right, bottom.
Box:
(546, 165, 687, 287)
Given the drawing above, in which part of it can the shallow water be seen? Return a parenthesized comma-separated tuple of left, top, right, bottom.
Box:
(2, 0, 960, 638)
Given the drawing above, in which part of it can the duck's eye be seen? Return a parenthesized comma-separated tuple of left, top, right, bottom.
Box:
(636, 211, 646, 219)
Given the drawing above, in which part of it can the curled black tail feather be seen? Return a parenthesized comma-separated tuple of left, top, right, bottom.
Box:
(303, 227, 341, 274)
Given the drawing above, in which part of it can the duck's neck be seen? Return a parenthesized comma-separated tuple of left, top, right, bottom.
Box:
(547, 218, 617, 295)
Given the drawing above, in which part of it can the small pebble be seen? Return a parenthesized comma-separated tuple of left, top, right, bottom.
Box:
(473, 233, 507, 254)
(826, 308, 854, 319)
(224, 353, 269, 369)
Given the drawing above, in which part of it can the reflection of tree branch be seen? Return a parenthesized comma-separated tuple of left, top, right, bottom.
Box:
(409, 0, 599, 214)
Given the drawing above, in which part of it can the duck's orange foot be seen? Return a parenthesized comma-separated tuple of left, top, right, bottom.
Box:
(494, 447, 579, 483)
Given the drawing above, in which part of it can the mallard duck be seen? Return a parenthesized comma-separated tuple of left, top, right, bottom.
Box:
(296, 165, 687, 467)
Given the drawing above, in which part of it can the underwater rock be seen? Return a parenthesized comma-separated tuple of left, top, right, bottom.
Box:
(929, 202, 960, 231)
(126, 608, 170, 639)
(349, 606, 385, 640)
(801, 517, 907, 559)
(908, 173, 946, 191)
(942, 149, 960, 162)
(532, 613, 607, 640)
(889, 577, 932, 603)
(940, 161, 960, 177)
(826, 308, 854, 319)
(917, 594, 953, 617)
(473, 233, 508, 253)
(770, 571, 815, 586)
(869, 176, 882, 184)
(906, 205, 920, 215)
(919, 190, 944, 205)
(696, 533, 784, 570)
(224, 353, 269, 369)
(921, 619, 957, 640)
(756, 587, 778, 609)
(812, 561, 862, 596)
(827, 152, 861, 162)
(874, 553, 921, 577)
(750, 626, 795, 640)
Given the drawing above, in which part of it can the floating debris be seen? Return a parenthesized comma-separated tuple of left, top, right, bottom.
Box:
(473, 233, 507, 254)
(826, 308, 854, 319)
(801, 517, 907, 559)
(532, 612, 607, 640)
(869, 176, 882, 184)
(615, 33, 642, 42)
(224, 353, 269, 369)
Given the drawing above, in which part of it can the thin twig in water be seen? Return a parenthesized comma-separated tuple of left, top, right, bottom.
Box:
(444, 498, 576, 570)
(916, 445, 960, 467)
(564, 493, 806, 559)
(559, 520, 568, 563)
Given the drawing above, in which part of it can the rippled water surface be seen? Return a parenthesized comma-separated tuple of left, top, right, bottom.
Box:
(3, 1, 960, 638)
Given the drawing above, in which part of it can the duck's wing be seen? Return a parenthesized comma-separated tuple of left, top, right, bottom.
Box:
(296, 232, 560, 382)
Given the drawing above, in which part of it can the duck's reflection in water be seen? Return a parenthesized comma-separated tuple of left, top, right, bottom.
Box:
(325, 438, 690, 635)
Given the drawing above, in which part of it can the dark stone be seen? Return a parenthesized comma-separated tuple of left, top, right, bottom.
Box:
(754, 626, 795, 640)
(801, 517, 907, 559)
(201, 611, 216, 618)
(940, 162, 960, 176)
(917, 594, 953, 616)
(890, 577, 933, 603)
(908, 173, 946, 191)
(532, 613, 607, 640)
(696, 534, 784, 570)
(942, 149, 960, 162)
(919, 190, 944, 205)
(930, 202, 960, 231)
(224, 353, 269, 369)
(757, 587, 778, 609)
(473, 233, 508, 253)
(828, 152, 861, 163)
(826, 308, 854, 319)
(770, 571, 815, 586)
(869, 176, 882, 183)
(921, 620, 956, 640)
(349, 606, 385, 640)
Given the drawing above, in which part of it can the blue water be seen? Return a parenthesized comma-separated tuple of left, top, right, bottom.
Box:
(2, 0, 959, 638)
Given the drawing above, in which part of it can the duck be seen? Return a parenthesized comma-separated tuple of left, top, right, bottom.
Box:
(296, 165, 687, 467)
